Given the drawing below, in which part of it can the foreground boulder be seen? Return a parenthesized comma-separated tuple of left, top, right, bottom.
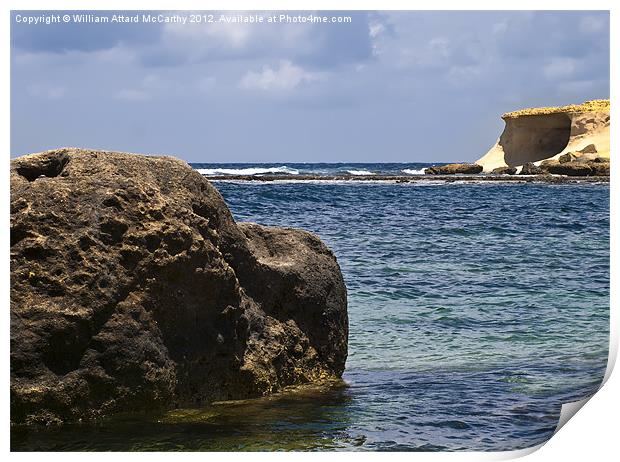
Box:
(424, 163, 483, 175)
(10, 148, 348, 425)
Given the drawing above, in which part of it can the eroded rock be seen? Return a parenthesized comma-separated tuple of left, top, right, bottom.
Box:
(476, 100, 610, 172)
(10, 148, 348, 425)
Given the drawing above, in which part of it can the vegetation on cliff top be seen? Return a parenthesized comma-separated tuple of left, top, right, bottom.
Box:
(502, 99, 610, 119)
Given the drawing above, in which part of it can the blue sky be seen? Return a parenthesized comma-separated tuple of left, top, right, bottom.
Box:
(10, 10, 610, 163)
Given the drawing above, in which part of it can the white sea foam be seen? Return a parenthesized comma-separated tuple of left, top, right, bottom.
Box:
(346, 169, 374, 176)
(402, 168, 426, 175)
(197, 166, 299, 176)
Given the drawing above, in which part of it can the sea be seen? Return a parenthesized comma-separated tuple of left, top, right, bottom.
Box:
(192, 162, 429, 176)
(11, 163, 610, 452)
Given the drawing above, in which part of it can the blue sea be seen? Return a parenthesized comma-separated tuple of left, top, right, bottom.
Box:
(191, 162, 430, 176)
(12, 164, 609, 451)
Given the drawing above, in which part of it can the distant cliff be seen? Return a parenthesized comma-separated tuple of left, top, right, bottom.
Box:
(476, 100, 610, 172)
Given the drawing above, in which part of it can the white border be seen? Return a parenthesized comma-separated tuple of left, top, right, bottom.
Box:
(2, 1, 616, 460)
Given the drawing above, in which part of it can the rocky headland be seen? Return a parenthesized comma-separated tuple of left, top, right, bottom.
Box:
(10, 148, 348, 425)
(476, 99, 610, 175)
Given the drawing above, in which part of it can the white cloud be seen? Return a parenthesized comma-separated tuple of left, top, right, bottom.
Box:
(162, 12, 252, 50)
(158, 12, 320, 64)
(369, 21, 385, 39)
(239, 60, 326, 92)
(542, 58, 577, 80)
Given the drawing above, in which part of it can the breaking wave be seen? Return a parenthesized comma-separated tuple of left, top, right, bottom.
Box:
(197, 166, 300, 176)
(402, 168, 426, 175)
(346, 169, 374, 176)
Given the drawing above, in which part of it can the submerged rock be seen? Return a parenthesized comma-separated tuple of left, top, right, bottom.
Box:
(424, 163, 483, 175)
(10, 148, 348, 425)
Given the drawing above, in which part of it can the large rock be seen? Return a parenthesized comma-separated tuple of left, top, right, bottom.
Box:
(519, 162, 544, 175)
(559, 145, 600, 164)
(491, 166, 517, 175)
(476, 100, 610, 172)
(424, 163, 483, 175)
(10, 148, 348, 425)
(541, 159, 610, 176)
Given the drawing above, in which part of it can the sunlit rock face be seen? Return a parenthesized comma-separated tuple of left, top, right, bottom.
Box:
(477, 100, 610, 173)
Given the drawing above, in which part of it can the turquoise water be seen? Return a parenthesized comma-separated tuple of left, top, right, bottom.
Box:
(12, 177, 609, 451)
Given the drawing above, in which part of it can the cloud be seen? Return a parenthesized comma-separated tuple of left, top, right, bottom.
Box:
(10, 10, 610, 162)
(240, 60, 326, 91)
(145, 11, 374, 69)
(11, 10, 159, 53)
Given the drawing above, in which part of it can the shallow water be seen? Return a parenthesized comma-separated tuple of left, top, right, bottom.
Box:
(12, 180, 609, 451)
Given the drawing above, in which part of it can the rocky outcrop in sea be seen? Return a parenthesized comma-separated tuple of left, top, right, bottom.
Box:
(424, 163, 483, 175)
(10, 148, 348, 425)
(476, 99, 610, 174)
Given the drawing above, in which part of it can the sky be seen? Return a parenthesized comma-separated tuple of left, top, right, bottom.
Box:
(10, 10, 610, 163)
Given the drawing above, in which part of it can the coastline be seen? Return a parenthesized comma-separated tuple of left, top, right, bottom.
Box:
(204, 174, 610, 184)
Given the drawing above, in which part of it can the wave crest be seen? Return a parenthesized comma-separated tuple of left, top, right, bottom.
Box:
(402, 168, 426, 175)
(197, 166, 299, 176)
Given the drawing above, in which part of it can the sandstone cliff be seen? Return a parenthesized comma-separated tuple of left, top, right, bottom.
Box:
(10, 148, 348, 425)
(476, 99, 610, 172)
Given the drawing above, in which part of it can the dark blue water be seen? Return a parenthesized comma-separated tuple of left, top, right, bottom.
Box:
(191, 162, 432, 176)
(12, 173, 609, 452)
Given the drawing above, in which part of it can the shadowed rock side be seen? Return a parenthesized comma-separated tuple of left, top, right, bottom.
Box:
(476, 100, 610, 172)
(10, 148, 348, 425)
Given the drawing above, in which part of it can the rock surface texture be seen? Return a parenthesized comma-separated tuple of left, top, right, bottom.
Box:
(424, 163, 483, 175)
(519, 162, 545, 175)
(540, 159, 610, 176)
(476, 100, 610, 173)
(491, 166, 517, 175)
(10, 148, 348, 425)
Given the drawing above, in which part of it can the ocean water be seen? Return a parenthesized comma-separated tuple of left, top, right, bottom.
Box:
(11, 167, 609, 452)
(191, 162, 431, 176)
